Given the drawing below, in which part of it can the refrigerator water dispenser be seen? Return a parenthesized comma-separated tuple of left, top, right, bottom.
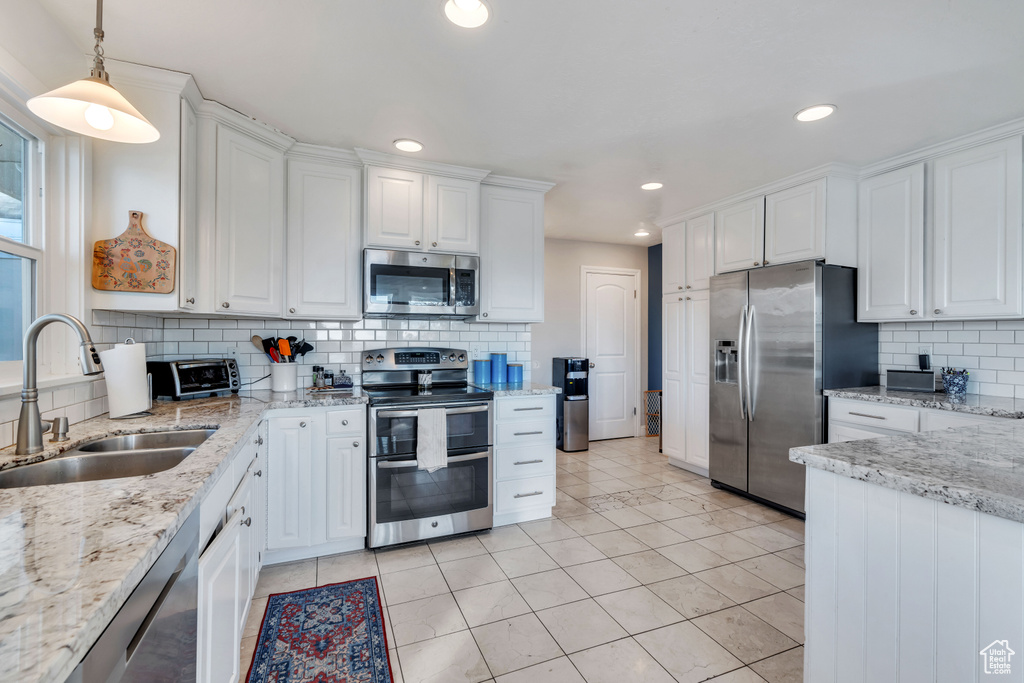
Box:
(715, 340, 739, 384)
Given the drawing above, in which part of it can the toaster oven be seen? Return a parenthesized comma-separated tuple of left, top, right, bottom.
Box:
(147, 359, 240, 400)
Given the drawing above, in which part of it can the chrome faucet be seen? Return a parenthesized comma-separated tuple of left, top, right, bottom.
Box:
(16, 314, 104, 455)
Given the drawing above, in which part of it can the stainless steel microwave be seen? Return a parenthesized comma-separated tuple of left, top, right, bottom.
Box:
(363, 248, 479, 318)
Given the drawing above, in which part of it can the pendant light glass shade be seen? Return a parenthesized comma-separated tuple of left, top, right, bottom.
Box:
(28, 77, 159, 143)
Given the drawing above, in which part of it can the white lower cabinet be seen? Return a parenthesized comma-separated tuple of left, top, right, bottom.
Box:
(828, 397, 1013, 443)
(264, 406, 367, 563)
(493, 394, 557, 526)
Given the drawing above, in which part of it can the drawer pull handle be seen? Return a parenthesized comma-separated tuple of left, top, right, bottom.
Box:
(514, 431, 543, 436)
(514, 407, 544, 411)
(849, 411, 886, 420)
(514, 491, 544, 498)
(514, 459, 544, 465)
(242, 517, 252, 527)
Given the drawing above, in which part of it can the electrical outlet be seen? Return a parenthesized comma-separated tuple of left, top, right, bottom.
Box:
(918, 345, 933, 357)
(469, 343, 487, 360)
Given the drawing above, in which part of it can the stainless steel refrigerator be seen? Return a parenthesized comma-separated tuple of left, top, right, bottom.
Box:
(709, 261, 877, 514)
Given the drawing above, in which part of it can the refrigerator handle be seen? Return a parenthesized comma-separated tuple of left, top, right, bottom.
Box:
(745, 304, 755, 421)
(737, 306, 746, 420)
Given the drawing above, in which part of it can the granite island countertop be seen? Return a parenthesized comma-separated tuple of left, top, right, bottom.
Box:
(826, 386, 1024, 419)
(791, 420, 1024, 524)
(471, 382, 562, 397)
(0, 388, 366, 683)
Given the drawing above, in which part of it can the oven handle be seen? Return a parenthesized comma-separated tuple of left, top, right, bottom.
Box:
(376, 451, 489, 469)
(376, 404, 490, 419)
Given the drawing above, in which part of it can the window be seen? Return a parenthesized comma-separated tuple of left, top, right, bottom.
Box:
(0, 119, 38, 362)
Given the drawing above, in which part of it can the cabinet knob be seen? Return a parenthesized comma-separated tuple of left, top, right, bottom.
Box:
(342, 419, 348, 426)
(432, 241, 437, 247)
(255, 469, 262, 477)
(289, 307, 296, 314)
(186, 297, 195, 304)
(686, 296, 692, 300)
(222, 302, 230, 308)
(300, 421, 307, 428)
(482, 312, 488, 317)
(686, 285, 691, 289)
(934, 309, 941, 315)
(353, 441, 360, 447)
(677, 286, 682, 290)
(763, 260, 769, 265)
(910, 309, 918, 315)
(242, 517, 252, 527)
(678, 297, 682, 301)
(258, 437, 263, 445)
(415, 240, 421, 246)
(589, 362, 596, 368)
(754, 261, 760, 266)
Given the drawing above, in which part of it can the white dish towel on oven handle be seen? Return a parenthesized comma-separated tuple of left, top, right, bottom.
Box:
(416, 407, 448, 472)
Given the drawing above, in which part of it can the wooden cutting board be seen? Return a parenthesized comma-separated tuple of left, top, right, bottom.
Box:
(92, 210, 176, 293)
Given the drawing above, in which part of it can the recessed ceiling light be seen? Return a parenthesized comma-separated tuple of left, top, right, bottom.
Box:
(635, 226, 651, 237)
(394, 139, 424, 153)
(444, 0, 489, 28)
(641, 182, 663, 191)
(795, 104, 836, 122)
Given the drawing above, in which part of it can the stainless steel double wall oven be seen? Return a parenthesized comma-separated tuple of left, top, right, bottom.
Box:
(363, 348, 494, 548)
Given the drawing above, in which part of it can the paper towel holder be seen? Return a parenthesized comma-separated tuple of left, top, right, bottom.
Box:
(108, 338, 155, 420)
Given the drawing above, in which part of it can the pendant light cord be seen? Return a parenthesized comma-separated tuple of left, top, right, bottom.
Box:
(91, 0, 108, 82)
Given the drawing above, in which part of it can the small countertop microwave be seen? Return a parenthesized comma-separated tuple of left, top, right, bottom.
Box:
(363, 248, 479, 318)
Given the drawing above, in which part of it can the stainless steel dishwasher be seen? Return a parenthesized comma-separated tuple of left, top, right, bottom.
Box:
(65, 509, 200, 683)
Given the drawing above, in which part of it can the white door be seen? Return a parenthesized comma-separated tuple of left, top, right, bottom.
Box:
(266, 416, 314, 550)
(931, 136, 1023, 319)
(715, 196, 765, 273)
(478, 184, 545, 322)
(325, 437, 366, 542)
(214, 123, 286, 316)
(661, 225, 685, 294)
(585, 271, 638, 440)
(857, 164, 925, 321)
(765, 178, 826, 265)
(684, 290, 710, 471)
(365, 166, 424, 250)
(285, 158, 362, 319)
(661, 294, 685, 462)
(426, 175, 480, 254)
(684, 213, 715, 291)
(197, 511, 242, 683)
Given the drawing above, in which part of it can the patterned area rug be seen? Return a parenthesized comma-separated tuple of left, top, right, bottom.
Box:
(245, 577, 393, 683)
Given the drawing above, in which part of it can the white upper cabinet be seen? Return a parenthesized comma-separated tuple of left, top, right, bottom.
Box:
(685, 212, 715, 290)
(213, 123, 286, 316)
(930, 137, 1023, 319)
(857, 164, 926, 322)
(478, 179, 553, 322)
(662, 225, 685, 294)
(715, 196, 765, 273)
(365, 166, 425, 250)
(425, 175, 480, 253)
(178, 96, 199, 311)
(285, 152, 362, 319)
(765, 178, 826, 265)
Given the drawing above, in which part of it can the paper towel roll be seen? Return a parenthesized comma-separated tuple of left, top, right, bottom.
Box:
(99, 342, 151, 418)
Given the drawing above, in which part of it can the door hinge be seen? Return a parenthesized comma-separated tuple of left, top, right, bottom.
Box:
(633, 407, 637, 415)
(634, 290, 637, 298)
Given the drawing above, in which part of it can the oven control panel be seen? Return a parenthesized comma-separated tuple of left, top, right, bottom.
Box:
(363, 347, 469, 370)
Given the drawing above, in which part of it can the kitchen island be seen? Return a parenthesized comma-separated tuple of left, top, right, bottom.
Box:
(0, 389, 365, 683)
(791, 423, 1024, 682)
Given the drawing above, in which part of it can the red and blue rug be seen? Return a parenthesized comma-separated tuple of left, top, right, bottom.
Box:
(245, 576, 394, 683)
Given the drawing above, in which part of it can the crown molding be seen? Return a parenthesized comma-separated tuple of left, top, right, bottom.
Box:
(354, 147, 491, 181)
(287, 142, 361, 167)
(482, 174, 556, 192)
(102, 58, 196, 95)
(196, 99, 295, 152)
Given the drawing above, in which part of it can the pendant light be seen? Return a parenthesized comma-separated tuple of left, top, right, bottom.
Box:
(27, 0, 159, 143)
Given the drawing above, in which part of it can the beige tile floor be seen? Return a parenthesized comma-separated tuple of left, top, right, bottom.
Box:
(240, 436, 804, 683)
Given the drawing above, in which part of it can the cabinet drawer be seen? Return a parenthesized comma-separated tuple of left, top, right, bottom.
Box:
(829, 400, 918, 433)
(495, 475, 556, 515)
(326, 408, 364, 436)
(496, 420, 555, 446)
(496, 444, 556, 480)
(920, 409, 1008, 432)
(496, 395, 555, 421)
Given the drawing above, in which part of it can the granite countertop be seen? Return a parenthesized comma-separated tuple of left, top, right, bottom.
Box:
(0, 388, 366, 683)
(826, 386, 1024, 419)
(471, 382, 561, 397)
(791, 421, 1024, 524)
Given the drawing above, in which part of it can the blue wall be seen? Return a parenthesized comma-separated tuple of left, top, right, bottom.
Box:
(647, 244, 662, 389)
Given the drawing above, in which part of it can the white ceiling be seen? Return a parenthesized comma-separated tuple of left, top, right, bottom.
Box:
(31, 0, 1024, 245)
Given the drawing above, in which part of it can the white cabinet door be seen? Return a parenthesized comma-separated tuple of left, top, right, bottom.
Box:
(661, 294, 685, 462)
(479, 184, 545, 322)
(254, 421, 267, 574)
(426, 175, 480, 254)
(661, 225, 685, 294)
(178, 97, 199, 311)
(857, 164, 926, 322)
(685, 212, 715, 291)
(214, 123, 285, 316)
(365, 166, 424, 250)
(266, 416, 315, 550)
(684, 290, 710, 470)
(765, 179, 826, 265)
(931, 136, 1023, 319)
(715, 197, 765, 273)
(286, 159, 362, 319)
(226, 468, 255, 634)
(325, 437, 367, 542)
(197, 511, 243, 683)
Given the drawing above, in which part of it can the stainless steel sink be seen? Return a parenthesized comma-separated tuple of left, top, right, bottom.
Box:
(0, 429, 216, 488)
